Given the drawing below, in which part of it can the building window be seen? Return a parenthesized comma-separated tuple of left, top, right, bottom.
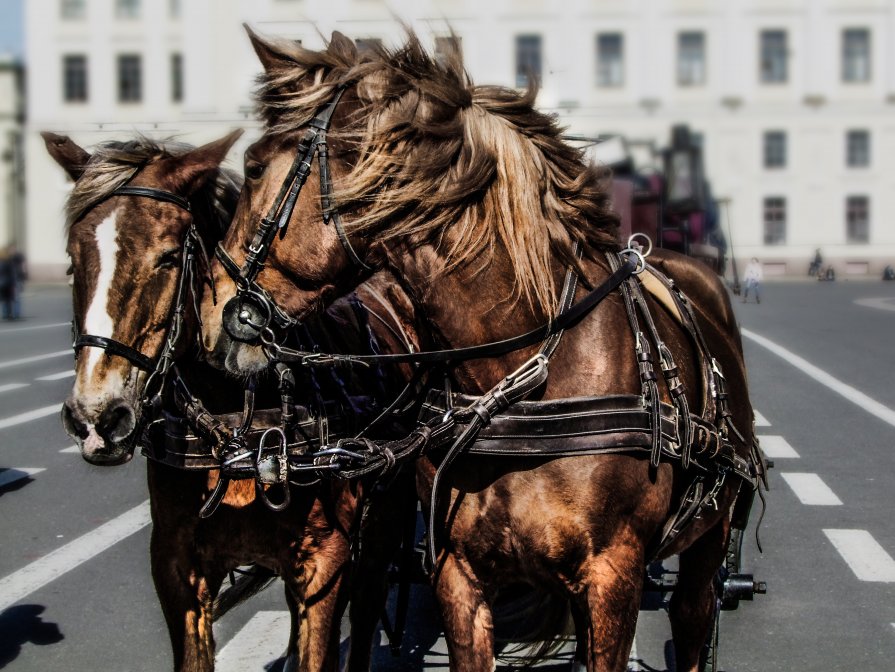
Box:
(116, 0, 140, 19)
(169, 0, 181, 18)
(760, 30, 787, 83)
(677, 32, 705, 86)
(763, 131, 786, 168)
(117, 55, 142, 103)
(434, 36, 461, 67)
(842, 29, 871, 82)
(597, 33, 624, 87)
(63, 55, 88, 102)
(846, 130, 870, 167)
(763, 197, 786, 245)
(61, 0, 85, 19)
(171, 53, 183, 103)
(846, 196, 869, 243)
(515, 35, 542, 88)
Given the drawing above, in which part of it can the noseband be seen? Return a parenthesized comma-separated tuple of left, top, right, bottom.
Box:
(72, 185, 198, 401)
(217, 85, 371, 344)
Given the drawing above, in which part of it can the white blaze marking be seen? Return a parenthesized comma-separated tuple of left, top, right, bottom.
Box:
(824, 529, 895, 582)
(0, 500, 151, 610)
(215, 611, 290, 672)
(80, 209, 121, 390)
(781, 473, 842, 505)
(758, 435, 800, 458)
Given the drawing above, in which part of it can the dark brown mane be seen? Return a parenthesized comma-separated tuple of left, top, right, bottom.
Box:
(67, 137, 241, 237)
(255, 32, 620, 315)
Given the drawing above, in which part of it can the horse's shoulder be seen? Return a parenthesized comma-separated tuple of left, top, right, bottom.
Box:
(647, 248, 736, 335)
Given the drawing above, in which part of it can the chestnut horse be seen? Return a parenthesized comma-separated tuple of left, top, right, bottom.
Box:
(201, 31, 762, 672)
(46, 132, 418, 671)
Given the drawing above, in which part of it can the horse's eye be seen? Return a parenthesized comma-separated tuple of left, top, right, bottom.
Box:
(155, 249, 181, 269)
(245, 161, 266, 181)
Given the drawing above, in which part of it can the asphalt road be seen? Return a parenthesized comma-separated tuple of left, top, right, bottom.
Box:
(1, 279, 894, 671)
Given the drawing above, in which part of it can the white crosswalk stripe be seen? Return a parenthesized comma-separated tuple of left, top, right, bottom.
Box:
(36, 370, 76, 381)
(0, 383, 28, 394)
(824, 529, 895, 582)
(754, 410, 770, 426)
(0, 404, 61, 431)
(0, 350, 71, 370)
(215, 611, 290, 672)
(758, 435, 800, 458)
(781, 473, 842, 505)
(0, 501, 151, 611)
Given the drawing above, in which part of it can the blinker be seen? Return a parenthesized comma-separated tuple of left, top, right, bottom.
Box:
(222, 292, 273, 343)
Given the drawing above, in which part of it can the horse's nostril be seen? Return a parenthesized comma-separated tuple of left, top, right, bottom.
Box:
(61, 400, 89, 440)
(96, 400, 136, 443)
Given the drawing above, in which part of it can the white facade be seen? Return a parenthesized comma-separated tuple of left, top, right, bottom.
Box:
(25, 0, 895, 280)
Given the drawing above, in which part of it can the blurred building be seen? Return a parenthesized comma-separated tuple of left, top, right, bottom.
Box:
(25, 0, 895, 280)
(0, 56, 25, 251)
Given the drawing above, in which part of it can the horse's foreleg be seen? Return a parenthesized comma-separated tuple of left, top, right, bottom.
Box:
(346, 471, 415, 671)
(282, 534, 351, 672)
(434, 552, 495, 672)
(669, 518, 729, 672)
(150, 525, 220, 672)
(574, 542, 645, 672)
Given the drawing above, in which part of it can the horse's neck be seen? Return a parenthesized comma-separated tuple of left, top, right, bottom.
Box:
(386, 245, 563, 394)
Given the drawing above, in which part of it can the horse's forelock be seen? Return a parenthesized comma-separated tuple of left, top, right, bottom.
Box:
(65, 137, 238, 242)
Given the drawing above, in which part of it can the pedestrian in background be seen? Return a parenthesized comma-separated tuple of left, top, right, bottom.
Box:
(742, 256, 763, 304)
(1, 244, 27, 320)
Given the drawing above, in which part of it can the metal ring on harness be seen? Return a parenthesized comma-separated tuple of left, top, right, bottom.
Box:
(620, 247, 647, 275)
(222, 290, 273, 343)
(626, 232, 653, 257)
(255, 427, 291, 511)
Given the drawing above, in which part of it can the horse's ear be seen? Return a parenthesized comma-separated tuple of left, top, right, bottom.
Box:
(328, 31, 357, 60)
(42, 132, 90, 181)
(169, 129, 244, 196)
(245, 24, 297, 74)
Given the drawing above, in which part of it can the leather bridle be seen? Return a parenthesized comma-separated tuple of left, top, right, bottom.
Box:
(71, 185, 202, 445)
(216, 85, 372, 345)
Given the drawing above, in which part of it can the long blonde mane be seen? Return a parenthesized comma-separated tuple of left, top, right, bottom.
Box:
(255, 33, 619, 316)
